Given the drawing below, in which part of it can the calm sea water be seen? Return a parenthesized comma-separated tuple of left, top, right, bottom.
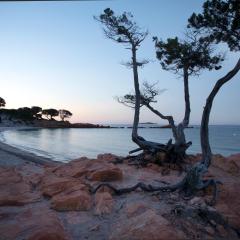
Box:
(1, 125, 240, 162)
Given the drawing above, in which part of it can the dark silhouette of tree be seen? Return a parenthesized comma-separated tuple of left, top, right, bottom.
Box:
(96, 9, 166, 153)
(42, 109, 59, 120)
(31, 106, 42, 119)
(188, 0, 240, 168)
(151, 31, 223, 156)
(0, 97, 6, 108)
(59, 109, 72, 121)
(17, 107, 34, 121)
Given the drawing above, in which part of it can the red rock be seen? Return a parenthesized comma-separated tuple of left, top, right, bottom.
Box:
(0, 167, 40, 206)
(216, 181, 240, 228)
(110, 209, 186, 240)
(94, 191, 113, 215)
(0, 205, 69, 240)
(212, 154, 240, 176)
(40, 174, 85, 197)
(89, 166, 122, 182)
(51, 187, 92, 211)
(97, 153, 120, 162)
(125, 201, 150, 218)
(53, 157, 123, 182)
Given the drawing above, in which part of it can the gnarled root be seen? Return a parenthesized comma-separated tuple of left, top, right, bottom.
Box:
(129, 137, 192, 169)
(91, 163, 221, 206)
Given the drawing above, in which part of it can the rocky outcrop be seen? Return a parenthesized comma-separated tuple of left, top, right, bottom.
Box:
(110, 208, 186, 240)
(94, 191, 114, 215)
(52, 156, 123, 181)
(0, 167, 40, 206)
(0, 205, 69, 240)
(0, 153, 240, 240)
(51, 188, 92, 211)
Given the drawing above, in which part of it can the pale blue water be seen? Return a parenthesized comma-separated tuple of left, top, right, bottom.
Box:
(1, 125, 240, 162)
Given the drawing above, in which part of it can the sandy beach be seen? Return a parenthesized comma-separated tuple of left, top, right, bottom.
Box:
(0, 127, 58, 167)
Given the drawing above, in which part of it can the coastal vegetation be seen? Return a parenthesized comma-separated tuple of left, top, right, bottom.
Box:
(0, 106, 69, 122)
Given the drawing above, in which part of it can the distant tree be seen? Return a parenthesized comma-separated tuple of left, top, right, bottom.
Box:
(59, 109, 72, 121)
(31, 106, 42, 119)
(42, 109, 59, 120)
(0, 97, 6, 108)
(17, 107, 34, 121)
(96, 8, 166, 153)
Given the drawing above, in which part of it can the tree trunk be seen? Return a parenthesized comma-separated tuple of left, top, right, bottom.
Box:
(131, 46, 141, 145)
(201, 58, 240, 168)
(175, 66, 191, 146)
(145, 103, 178, 141)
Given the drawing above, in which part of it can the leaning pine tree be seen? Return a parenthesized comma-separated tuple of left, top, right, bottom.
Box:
(152, 32, 223, 161)
(188, 0, 240, 168)
(95, 8, 168, 155)
(93, 0, 240, 205)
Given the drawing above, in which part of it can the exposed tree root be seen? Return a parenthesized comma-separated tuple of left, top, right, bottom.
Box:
(92, 163, 221, 206)
(129, 137, 192, 168)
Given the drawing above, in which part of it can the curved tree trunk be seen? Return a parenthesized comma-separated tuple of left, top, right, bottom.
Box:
(145, 103, 178, 141)
(131, 46, 141, 145)
(201, 58, 240, 168)
(176, 67, 191, 145)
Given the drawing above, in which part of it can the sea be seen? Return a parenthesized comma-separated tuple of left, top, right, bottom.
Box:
(0, 124, 240, 162)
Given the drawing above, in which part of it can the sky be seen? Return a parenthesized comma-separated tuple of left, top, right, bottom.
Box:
(0, 0, 239, 125)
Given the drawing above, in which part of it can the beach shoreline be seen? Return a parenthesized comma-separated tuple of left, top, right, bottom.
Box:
(0, 127, 59, 167)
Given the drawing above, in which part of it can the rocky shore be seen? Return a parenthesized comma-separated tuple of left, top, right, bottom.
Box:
(0, 143, 240, 240)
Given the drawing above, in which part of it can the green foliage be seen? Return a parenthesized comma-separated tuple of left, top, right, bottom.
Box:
(42, 109, 59, 120)
(95, 8, 148, 47)
(0, 97, 6, 107)
(188, 0, 240, 51)
(154, 35, 224, 75)
(59, 109, 72, 121)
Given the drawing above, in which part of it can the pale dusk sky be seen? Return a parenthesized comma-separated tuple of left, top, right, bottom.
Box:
(0, 0, 239, 125)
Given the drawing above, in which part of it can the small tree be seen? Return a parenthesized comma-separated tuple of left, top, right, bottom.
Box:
(59, 109, 72, 121)
(17, 107, 34, 121)
(0, 97, 6, 108)
(42, 109, 59, 120)
(31, 106, 42, 119)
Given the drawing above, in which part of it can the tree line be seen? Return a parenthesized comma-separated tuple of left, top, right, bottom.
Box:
(0, 100, 72, 122)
